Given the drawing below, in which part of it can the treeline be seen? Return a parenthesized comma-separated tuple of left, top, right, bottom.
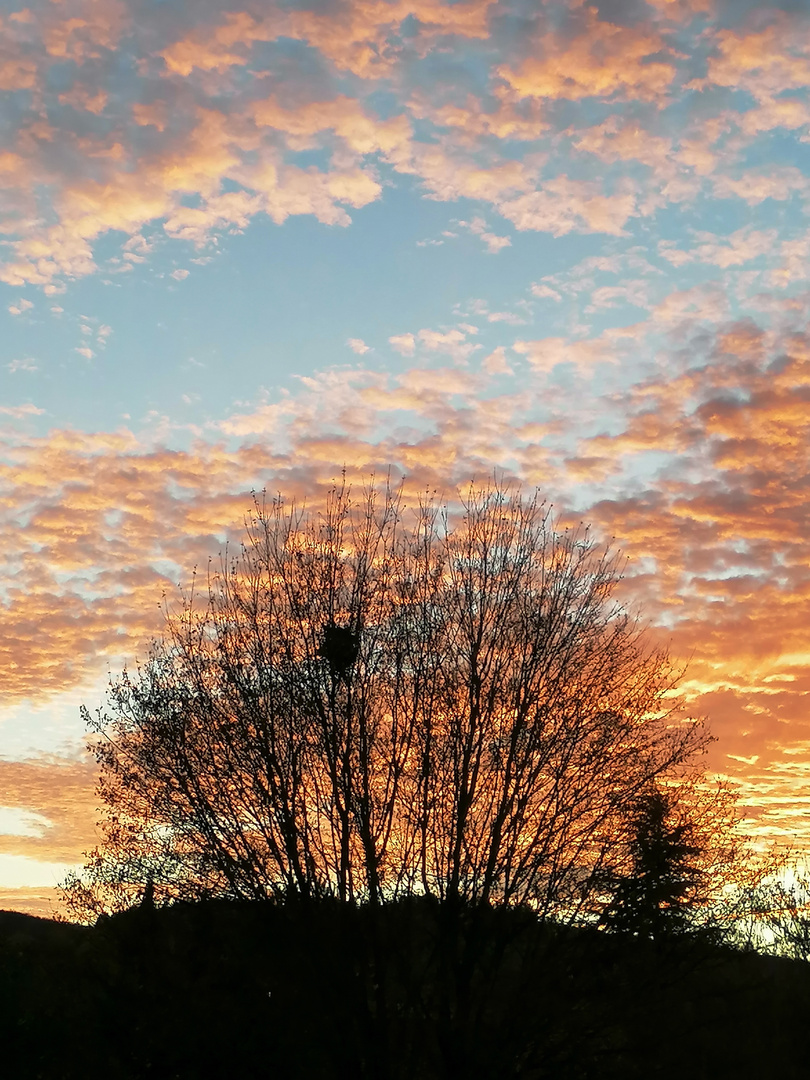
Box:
(2, 897, 810, 1079)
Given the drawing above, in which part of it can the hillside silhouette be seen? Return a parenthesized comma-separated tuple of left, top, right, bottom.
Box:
(2, 897, 809, 1080)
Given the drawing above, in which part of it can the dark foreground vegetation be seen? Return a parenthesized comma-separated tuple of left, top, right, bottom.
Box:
(17, 483, 798, 1078)
(2, 897, 809, 1080)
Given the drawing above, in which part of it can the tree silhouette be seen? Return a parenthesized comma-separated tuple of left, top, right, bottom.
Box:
(62, 479, 713, 923)
(752, 868, 810, 960)
(595, 775, 760, 945)
(599, 787, 705, 940)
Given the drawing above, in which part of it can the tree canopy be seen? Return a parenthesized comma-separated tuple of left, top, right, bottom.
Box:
(63, 481, 728, 924)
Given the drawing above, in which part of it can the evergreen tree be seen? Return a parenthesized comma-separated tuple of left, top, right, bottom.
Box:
(601, 788, 704, 940)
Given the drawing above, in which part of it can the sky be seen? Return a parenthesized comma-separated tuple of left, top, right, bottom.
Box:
(2, 0, 810, 916)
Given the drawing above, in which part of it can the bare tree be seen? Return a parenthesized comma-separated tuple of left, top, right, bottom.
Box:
(62, 479, 712, 922)
(742, 865, 810, 960)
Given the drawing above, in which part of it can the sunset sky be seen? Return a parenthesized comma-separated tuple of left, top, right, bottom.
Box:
(2, 0, 810, 915)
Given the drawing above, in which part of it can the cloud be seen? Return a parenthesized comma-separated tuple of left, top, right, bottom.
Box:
(478, 233, 510, 255)
(712, 167, 810, 205)
(0, 363, 540, 706)
(513, 335, 616, 373)
(0, 758, 97, 865)
(389, 333, 416, 357)
(497, 9, 677, 104)
(765, 231, 810, 289)
(499, 176, 638, 237)
(0, 404, 44, 419)
(387, 327, 481, 364)
(0, 887, 61, 918)
(159, 1, 494, 81)
(659, 227, 779, 269)
(456, 216, 512, 254)
(584, 281, 651, 313)
(0, 304, 794, 741)
(10, 0, 697, 289)
(644, 0, 713, 18)
(652, 282, 730, 326)
(482, 346, 513, 375)
(58, 84, 108, 115)
(573, 116, 675, 173)
(1, 0, 804, 291)
(8, 299, 33, 316)
(250, 94, 411, 157)
(347, 338, 371, 355)
(530, 283, 563, 301)
(700, 15, 810, 103)
(388, 137, 540, 205)
(0, 78, 391, 286)
(415, 328, 480, 362)
(738, 97, 810, 136)
(407, 91, 547, 143)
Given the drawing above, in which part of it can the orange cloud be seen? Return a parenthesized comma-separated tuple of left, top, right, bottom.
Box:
(407, 91, 548, 143)
(6, 0, 804, 289)
(251, 95, 411, 157)
(0, 887, 61, 918)
(160, 1, 494, 80)
(739, 97, 810, 136)
(387, 136, 539, 204)
(573, 116, 674, 172)
(41, 0, 128, 62)
(645, 0, 712, 15)
(498, 9, 676, 104)
(0, 756, 100, 916)
(1, 97, 387, 284)
(0, 758, 97, 864)
(558, 318, 810, 836)
(0, 55, 37, 90)
(702, 15, 810, 103)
